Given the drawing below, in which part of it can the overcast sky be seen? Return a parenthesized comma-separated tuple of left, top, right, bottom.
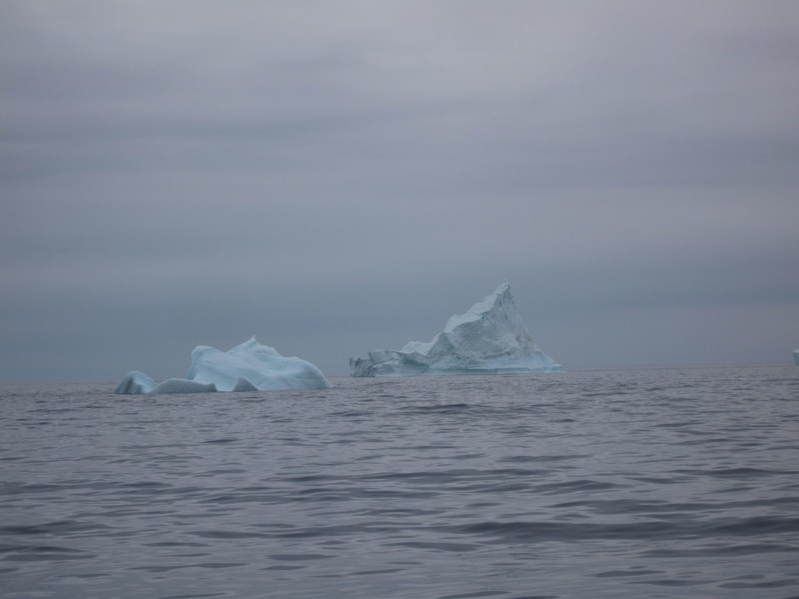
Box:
(2, 1, 798, 380)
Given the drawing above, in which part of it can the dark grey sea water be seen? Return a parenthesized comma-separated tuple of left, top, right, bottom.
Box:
(1, 366, 798, 599)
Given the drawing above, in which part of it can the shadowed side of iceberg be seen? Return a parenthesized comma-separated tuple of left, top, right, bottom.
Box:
(115, 371, 157, 394)
(233, 377, 258, 391)
(151, 378, 217, 394)
(115, 337, 330, 394)
(349, 282, 561, 377)
(349, 351, 430, 377)
(114, 372, 223, 395)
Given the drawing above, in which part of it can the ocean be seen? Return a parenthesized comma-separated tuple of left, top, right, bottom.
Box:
(1, 365, 798, 598)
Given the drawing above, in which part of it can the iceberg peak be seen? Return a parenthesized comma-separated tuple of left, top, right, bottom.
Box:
(350, 281, 560, 377)
(443, 280, 511, 333)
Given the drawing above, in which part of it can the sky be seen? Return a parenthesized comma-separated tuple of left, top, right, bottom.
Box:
(2, 0, 798, 381)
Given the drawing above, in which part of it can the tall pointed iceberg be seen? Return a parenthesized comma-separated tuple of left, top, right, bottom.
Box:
(350, 282, 560, 377)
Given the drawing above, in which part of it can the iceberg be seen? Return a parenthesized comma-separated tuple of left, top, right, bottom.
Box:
(114, 371, 158, 394)
(350, 281, 561, 377)
(794, 349, 799, 366)
(115, 337, 330, 394)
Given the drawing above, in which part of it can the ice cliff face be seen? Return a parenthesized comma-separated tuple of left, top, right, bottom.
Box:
(115, 337, 330, 394)
(350, 282, 560, 377)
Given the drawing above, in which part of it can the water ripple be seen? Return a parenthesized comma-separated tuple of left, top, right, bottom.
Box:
(1, 366, 797, 598)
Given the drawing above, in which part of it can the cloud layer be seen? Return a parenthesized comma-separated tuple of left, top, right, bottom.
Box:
(2, 1, 798, 379)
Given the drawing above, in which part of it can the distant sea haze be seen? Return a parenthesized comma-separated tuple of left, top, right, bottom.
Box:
(2, 365, 798, 598)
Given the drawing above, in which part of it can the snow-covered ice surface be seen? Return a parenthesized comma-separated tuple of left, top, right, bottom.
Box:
(350, 282, 561, 377)
(115, 337, 330, 394)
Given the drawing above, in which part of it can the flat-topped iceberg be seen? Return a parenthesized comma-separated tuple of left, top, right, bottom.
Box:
(115, 337, 330, 394)
(350, 281, 561, 377)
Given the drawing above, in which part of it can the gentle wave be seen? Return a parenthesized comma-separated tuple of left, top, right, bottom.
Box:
(1, 366, 798, 598)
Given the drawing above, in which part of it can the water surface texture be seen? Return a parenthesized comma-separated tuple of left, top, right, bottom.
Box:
(2, 366, 798, 598)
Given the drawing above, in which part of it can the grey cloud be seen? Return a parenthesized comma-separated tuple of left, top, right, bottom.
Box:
(1, 1, 798, 380)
